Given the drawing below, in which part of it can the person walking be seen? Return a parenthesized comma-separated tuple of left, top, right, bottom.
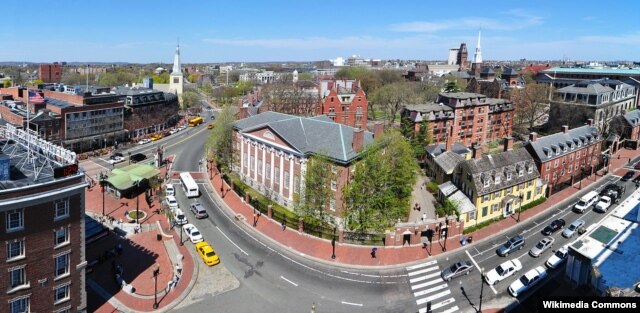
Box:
(371, 247, 377, 258)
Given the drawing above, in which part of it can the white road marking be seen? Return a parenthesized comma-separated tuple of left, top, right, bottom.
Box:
(465, 249, 497, 294)
(416, 290, 451, 305)
(406, 260, 438, 271)
(341, 301, 363, 307)
(409, 271, 441, 283)
(411, 277, 444, 290)
(413, 283, 448, 297)
(340, 270, 407, 278)
(280, 276, 298, 287)
(408, 266, 439, 277)
(431, 298, 456, 311)
(439, 306, 460, 313)
(215, 226, 249, 256)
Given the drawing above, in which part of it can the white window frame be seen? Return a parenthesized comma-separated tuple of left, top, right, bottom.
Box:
(54, 306, 72, 313)
(8, 265, 28, 291)
(9, 295, 29, 313)
(330, 180, 337, 191)
(283, 171, 290, 190)
(507, 172, 512, 181)
(54, 227, 70, 248)
(6, 209, 24, 233)
(329, 199, 336, 212)
(54, 198, 70, 221)
(6, 240, 25, 262)
(495, 176, 501, 184)
(54, 282, 71, 305)
(54, 251, 70, 280)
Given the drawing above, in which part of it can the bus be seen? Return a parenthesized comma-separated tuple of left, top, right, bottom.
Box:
(179, 172, 200, 198)
(188, 117, 203, 127)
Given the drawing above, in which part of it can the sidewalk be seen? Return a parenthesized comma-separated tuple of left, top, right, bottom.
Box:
(85, 155, 197, 312)
(204, 147, 639, 268)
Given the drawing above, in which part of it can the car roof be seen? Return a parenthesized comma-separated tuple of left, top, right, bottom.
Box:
(175, 208, 184, 214)
(600, 196, 611, 201)
(167, 195, 176, 200)
(571, 219, 585, 226)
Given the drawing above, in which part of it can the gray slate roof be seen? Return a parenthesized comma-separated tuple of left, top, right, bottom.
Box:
(434, 151, 465, 174)
(623, 110, 640, 127)
(403, 103, 453, 113)
(524, 125, 601, 162)
(461, 148, 539, 196)
(426, 142, 470, 157)
(502, 67, 519, 76)
(233, 111, 374, 164)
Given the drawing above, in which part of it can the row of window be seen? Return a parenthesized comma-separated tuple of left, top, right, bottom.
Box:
(7, 226, 70, 262)
(6, 199, 69, 233)
(8, 287, 71, 313)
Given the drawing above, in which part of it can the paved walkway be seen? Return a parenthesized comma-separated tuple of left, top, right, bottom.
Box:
(409, 175, 437, 224)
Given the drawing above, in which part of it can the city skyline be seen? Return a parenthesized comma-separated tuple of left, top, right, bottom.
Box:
(1, 0, 639, 63)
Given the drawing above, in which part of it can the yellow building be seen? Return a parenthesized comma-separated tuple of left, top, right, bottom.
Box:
(451, 147, 546, 227)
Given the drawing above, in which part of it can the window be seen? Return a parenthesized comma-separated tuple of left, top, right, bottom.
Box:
(554, 160, 559, 168)
(55, 306, 71, 313)
(7, 240, 25, 261)
(484, 178, 490, 187)
(494, 191, 500, 198)
(274, 167, 280, 183)
(9, 266, 26, 289)
(329, 199, 336, 212)
(243, 153, 248, 168)
(55, 252, 70, 278)
(294, 176, 300, 193)
(528, 166, 533, 174)
(250, 156, 254, 170)
(468, 211, 476, 221)
(518, 169, 523, 177)
(507, 172, 512, 181)
(55, 198, 69, 220)
(284, 171, 290, 189)
(482, 206, 488, 217)
(6, 209, 24, 232)
(483, 194, 490, 202)
(331, 165, 338, 174)
(9, 296, 29, 313)
(258, 161, 263, 176)
(266, 163, 271, 179)
(55, 227, 70, 247)
(331, 180, 337, 191)
(527, 191, 532, 200)
(491, 203, 499, 213)
(546, 163, 550, 170)
(495, 176, 501, 184)
(54, 283, 70, 304)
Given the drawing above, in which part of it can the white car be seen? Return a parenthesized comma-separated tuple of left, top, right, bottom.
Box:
(484, 259, 523, 285)
(169, 129, 178, 135)
(508, 266, 547, 297)
(107, 156, 125, 165)
(545, 246, 569, 269)
(166, 196, 179, 210)
(595, 196, 612, 213)
(182, 224, 203, 243)
(173, 208, 188, 226)
(138, 138, 152, 145)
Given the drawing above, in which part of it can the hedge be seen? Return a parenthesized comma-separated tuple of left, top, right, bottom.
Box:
(462, 196, 548, 234)
(520, 197, 547, 212)
(227, 173, 297, 220)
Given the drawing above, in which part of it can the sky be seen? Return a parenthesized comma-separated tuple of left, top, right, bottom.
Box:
(1, 0, 639, 63)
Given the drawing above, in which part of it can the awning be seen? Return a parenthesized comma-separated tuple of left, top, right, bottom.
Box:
(106, 163, 160, 191)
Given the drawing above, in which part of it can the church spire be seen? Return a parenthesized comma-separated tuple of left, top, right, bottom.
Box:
(473, 30, 482, 63)
(172, 41, 181, 74)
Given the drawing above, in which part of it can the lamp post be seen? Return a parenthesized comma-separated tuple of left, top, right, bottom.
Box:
(517, 193, 524, 223)
(98, 172, 107, 216)
(135, 180, 141, 225)
(331, 227, 337, 259)
(179, 222, 184, 246)
(152, 264, 160, 309)
(128, 151, 131, 165)
(479, 267, 485, 313)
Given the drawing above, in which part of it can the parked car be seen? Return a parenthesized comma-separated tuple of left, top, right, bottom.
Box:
(165, 184, 175, 197)
(496, 235, 526, 257)
(190, 203, 209, 219)
(562, 219, 586, 238)
(195, 241, 220, 266)
(108, 155, 125, 165)
(633, 174, 640, 184)
(130, 153, 147, 163)
(182, 224, 204, 243)
(508, 266, 547, 297)
(621, 171, 634, 181)
(573, 191, 599, 213)
(529, 237, 555, 257)
(545, 246, 569, 269)
(441, 261, 474, 281)
(484, 259, 523, 285)
(165, 195, 178, 210)
(173, 208, 188, 225)
(150, 134, 163, 141)
(542, 219, 565, 235)
(594, 196, 612, 213)
(138, 138, 152, 145)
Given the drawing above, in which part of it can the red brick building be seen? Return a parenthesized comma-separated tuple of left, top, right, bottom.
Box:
(318, 80, 367, 129)
(0, 126, 86, 313)
(232, 111, 382, 215)
(400, 92, 514, 147)
(524, 122, 602, 195)
(39, 63, 62, 83)
(619, 110, 640, 143)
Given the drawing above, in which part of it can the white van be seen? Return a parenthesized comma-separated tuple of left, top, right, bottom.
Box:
(166, 195, 179, 210)
(573, 191, 599, 213)
(165, 183, 175, 197)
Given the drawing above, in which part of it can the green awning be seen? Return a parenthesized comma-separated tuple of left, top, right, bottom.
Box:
(106, 164, 160, 191)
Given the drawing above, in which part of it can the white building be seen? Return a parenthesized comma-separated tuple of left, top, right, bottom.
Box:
(169, 44, 184, 105)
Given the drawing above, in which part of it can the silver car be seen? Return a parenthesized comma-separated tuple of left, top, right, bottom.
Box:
(562, 219, 585, 238)
(441, 261, 473, 281)
(529, 237, 555, 257)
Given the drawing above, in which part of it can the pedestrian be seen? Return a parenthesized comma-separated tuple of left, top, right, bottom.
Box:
(422, 213, 426, 222)
(124, 210, 129, 218)
(116, 243, 123, 255)
(175, 264, 182, 276)
(371, 247, 377, 258)
(281, 221, 286, 231)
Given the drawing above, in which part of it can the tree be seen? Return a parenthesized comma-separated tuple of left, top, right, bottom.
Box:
(298, 72, 314, 81)
(187, 74, 198, 83)
(263, 83, 319, 116)
(412, 120, 432, 160)
(294, 153, 334, 226)
(377, 69, 404, 85)
(205, 106, 236, 171)
(181, 90, 201, 112)
(371, 82, 418, 127)
(510, 81, 551, 134)
(151, 72, 170, 84)
(443, 80, 461, 93)
(3, 78, 12, 88)
(436, 198, 461, 220)
(413, 81, 442, 103)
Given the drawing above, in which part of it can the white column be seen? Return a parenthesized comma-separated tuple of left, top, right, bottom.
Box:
(262, 146, 266, 185)
(270, 149, 275, 189)
(279, 153, 284, 195)
(254, 143, 258, 181)
(240, 138, 245, 174)
(288, 155, 294, 201)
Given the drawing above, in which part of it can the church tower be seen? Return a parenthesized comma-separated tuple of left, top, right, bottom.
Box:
(292, 70, 299, 83)
(471, 31, 483, 76)
(456, 43, 468, 69)
(169, 43, 184, 105)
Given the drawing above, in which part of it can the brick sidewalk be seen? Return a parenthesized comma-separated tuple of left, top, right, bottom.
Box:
(204, 147, 640, 268)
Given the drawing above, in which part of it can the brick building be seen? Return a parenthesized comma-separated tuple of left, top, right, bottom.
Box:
(318, 80, 367, 129)
(113, 86, 180, 138)
(524, 123, 602, 195)
(232, 111, 382, 215)
(0, 125, 86, 313)
(619, 110, 640, 143)
(400, 92, 514, 147)
(39, 63, 62, 83)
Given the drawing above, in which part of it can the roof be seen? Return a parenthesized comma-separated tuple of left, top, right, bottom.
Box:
(403, 103, 453, 114)
(434, 151, 465, 174)
(524, 125, 601, 162)
(543, 67, 640, 75)
(502, 67, 519, 76)
(446, 71, 472, 79)
(233, 111, 375, 164)
(480, 67, 495, 75)
(461, 148, 539, 196)
(623, 110, 640, 127)
(439, 92, 485, 99)
(106, 164, 160, 190)
(448, 190, 476, 214)
(45, 97, 75, 108)
(556, 83, 613, 95)
(426, 142, 470, 157)
(438, 181, 457, 197)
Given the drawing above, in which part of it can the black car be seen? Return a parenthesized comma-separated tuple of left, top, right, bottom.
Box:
(621, 171, 634, 181)
(130, 153, 147, 163)
(600, 184, 624, 199)
(542, 219, 565, 235)
(633, 174, 640, 184)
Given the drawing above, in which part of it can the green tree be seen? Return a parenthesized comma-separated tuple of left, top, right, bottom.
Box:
(377, 69, 404, 85)
(151, 72, 170, 84)
(436, 198, 461, 220)
(294, 153, 334, 226)
(205, 106, 236, 171)
(187, 74, 198, 83)
(181, 90, 201, 111)
(443, 80, 461, 93)
(414, 81, 442, 103)
(235, 80, 254, 95)
(413, 120, 431, 159)
(371, 82, 418, 127)
(298, 72, 314, 81)
(400, 115, 415, 139)
(3, 79, 12, 88)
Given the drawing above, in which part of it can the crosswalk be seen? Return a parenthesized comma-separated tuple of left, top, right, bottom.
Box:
(406, 260, 459, 313)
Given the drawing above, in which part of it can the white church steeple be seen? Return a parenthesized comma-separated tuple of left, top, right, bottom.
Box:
(473, 30, 482, 64)
(172, 43, 182, 74)
(169, 41, 184, 105)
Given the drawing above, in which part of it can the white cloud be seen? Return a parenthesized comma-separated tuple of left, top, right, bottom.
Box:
(578, 33, 640, 45)
(390, 9, 543, 33)
(203, 35, 441, 50)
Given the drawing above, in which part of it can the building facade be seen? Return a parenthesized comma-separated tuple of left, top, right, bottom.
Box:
(114, 87, 180, 138)
(232, 112, 381, 215)
(524, 124, 603, 194)
(0, 125, 86, 313)
(318, 80, 368, 129)
(169, 44, 184, 105)
(619, 110, 640, 143)
(39, 63, 62, 83)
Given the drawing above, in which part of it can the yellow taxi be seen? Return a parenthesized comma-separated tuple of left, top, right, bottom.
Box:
(195, 241, 220, 266)
(150, 133, 163, 141)
(207, 123, 214, 129)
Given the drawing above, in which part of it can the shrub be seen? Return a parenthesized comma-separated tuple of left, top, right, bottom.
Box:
(520, 197, 547, 212)
(463, 215, 505, 234)
(426, 181, 439, 194)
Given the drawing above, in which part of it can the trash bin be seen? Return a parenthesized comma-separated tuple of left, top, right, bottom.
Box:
(157, 234, 162, 241)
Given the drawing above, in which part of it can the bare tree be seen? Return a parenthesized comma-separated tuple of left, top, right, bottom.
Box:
(510, 82, 551, 134)
(263, 83, 319, 116)
(370, 82, 419, 127)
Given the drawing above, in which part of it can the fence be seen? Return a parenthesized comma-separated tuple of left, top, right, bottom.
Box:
(342, 230, 386, 246)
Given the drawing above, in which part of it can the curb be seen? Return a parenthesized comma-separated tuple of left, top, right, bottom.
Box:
(154, 232, 200, 313)
(157, 220, 174, 239)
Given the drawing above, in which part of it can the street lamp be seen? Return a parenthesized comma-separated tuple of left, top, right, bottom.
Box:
(179, 222, 184, 246)
(517, 193, 524, 223)
(135, 180, 141, 225)
(128, 151, 131, 165)
(479, 267, 485, 313)
(152, 264, 160, 309)
(331, 227, 337, 259)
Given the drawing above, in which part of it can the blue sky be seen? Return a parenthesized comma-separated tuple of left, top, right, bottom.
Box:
(1, 0, 639, 63)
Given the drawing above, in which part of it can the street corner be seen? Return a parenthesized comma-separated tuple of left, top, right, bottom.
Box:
(173, 257, 241, 310)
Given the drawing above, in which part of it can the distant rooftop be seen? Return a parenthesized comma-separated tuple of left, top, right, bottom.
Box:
(543, 67, 640, 75)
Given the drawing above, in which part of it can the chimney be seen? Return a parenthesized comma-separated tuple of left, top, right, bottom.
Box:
(586, 118, 594, 126)
(352, 129, 364, 153)
(239, 107, 248, 119)
(373, 122, 384, 140)
(503, 137, 514, 152)
(445, 125, 454, 152)
(472, 144, 483, 160)
(562, 125, 569, 134)
(238, 98, 243, 108)
(529, 132, 538, 143)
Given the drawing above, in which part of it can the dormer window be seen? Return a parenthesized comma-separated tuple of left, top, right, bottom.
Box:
(495, 175, 501, 184)
(483, 176, 490, 187)
(563, 146, 567, 152)
(507, 172, 512, 181)
(528, 166, 533, 174)
(519, 168, 524, 177)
